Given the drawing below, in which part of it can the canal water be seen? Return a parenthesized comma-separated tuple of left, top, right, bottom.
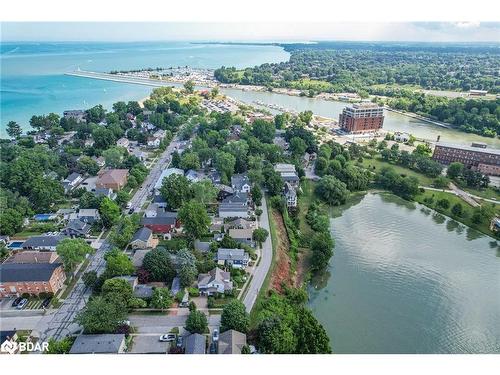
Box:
(221, 88, 500, 148)
(308, 193, 500, 354)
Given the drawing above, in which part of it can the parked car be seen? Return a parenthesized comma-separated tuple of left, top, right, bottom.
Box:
(41, 297, 52, 309)
(159, 334, 176, 342)
(209, 342, 217, 354)
(126, 202, 132, 209)
(176, 336, 183, 348)
(16, 298, 28, 310)
(11, 297, 22, 307)
(128, 208, 134, 214)
(212, 328, 219, 342)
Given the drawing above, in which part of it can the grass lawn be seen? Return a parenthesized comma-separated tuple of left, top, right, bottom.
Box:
(462, 186, 500, 201)
(297, 180, 317, 239)
(415, 190, 500, 238)
(359, 157, 435, 186)
(249, 195, 278, 327)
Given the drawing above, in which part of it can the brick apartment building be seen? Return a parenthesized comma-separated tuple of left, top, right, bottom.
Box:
(339, 103, 385, 133)
(0, 262, 66, 297)
(432, 142, 500, 176)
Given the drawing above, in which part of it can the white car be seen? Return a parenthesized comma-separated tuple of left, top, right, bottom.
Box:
(212, 328, 219, 342)
(159, 334, 177, 342)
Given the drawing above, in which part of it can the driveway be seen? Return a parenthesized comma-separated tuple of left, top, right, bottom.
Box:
(129, 313, 221, 334)
(129, 335, 169, 354)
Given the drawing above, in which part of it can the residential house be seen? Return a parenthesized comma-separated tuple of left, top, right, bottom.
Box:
(113, 276, 138, 289)
(92, 156, 105, 168)
(22, 235, 68, 251)
(274, 163, 300, 188)
(152, 194, 168, 208)
(197, 267, 233, 295)
(130, 227, 154, 249)
(3, 251, 59, 264)
(96, 169, 129, 191)
(69, 334, 126, 354)
(231, 174, 251, 193)
(284, 182, 298, 208)
(217, 248, 249, 269)
(218, 203, 249, 219)
(228, 229, 254, 247)
(62, 172, 83, 192)
(153, 129, 166, 139)
(154, 168, 184, 190)
(215, 184, 234, 201)
(131, 249, 151, 268)
(56, 208, 76, 221)
(94, 187, 115, 199)
(209, 217, 224, 232)
(218, 330, 247, 354)
(185, 169, 202, 182)
(184, 333, 206, 354)
(223, 191, 250, 206)
(77, 209, 100, 224)
(116, 137, 130, 148)
(225, 218, 256, 231)
(0, 262, 66, 297)
(147, 136, 161, 148)
(61, 219, 91, 238)
(141, 212, 180, 234)
(133, 284, 154, 299)
(209, 170, 222, 184)
(194, 239, 211, 253)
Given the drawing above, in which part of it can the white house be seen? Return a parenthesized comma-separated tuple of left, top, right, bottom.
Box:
(147, 137, 161, 148)
(197, 268, 233, 295)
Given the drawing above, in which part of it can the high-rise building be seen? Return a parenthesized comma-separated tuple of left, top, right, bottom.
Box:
(339, 102, 384, 133)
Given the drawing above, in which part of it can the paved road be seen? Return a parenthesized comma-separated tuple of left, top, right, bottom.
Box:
(129, 314, 221, 334)
(242, 195, 272, 312)
(0, 315, 44, 331)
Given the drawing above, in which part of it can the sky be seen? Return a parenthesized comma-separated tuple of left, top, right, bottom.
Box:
(2, 22, 500, 42)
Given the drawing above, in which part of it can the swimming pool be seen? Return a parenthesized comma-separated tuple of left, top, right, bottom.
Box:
(8, 241, 24, 249)
(33, 214, 56, 221)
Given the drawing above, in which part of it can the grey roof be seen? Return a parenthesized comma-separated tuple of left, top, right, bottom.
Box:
(133, 284, 154, 299)
(132, 227, 153, 243)
(226, 218, 254, 229)
(64, 219, 91, 233)
(153, 194, 167, 204)
(435, 142, 500, 156)
(184, 333, 206, 354)
(69, 334, 125, 354)
(65, 172, 82, 183)
(198, 267, 231, 287)
(214, 184, 234, 194)
(281, 172, 299, 182)
(217, 248, 248, 262)
(132, 249, 150, 267)
(219, 203, 248, 213)
(94, 188, 113, 197)
(78, 209, 99, 218)
(218, 330, 247, 354)
(223, 192, 248, 204)
(194, 240, 211, 253)
(22, 235, 68, 249)
(231, 174, 250, 190)
(284, 182, 297, 198)
(0, 262, 62, 282)
(141, 213, 177, 226)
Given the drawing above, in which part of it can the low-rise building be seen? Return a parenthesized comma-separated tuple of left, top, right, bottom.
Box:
(225, 218, 256, 231)
(227, 229, 254, 247)
(62, 172, 83, 192)
(197, 267, 233, 296)
(284, 182, 298, 208)
(22, 235, 68, 251)
(130, 227, 154, 249)
(96, 169, 129, 191)
(217, 248, 249, 268)
(116, 138, 130, 148)
(274, 163, 300, 188)
(63, 110, 86, 123)
(76, 209, 100, 224)
(3, 251, 59, 264)
(61, 219, 91, 238)
(69, 334, 126, 354)
(218, 330, 247, 354)
(184, 333, 206, 354)
(147, 137, 161, 148)
(0, 262, 66, 297)
(141, 212, 180, 234)
(131, 249, 151, 268)
(154, 168, 184, 190)
(218, 203, 249, 219)
(231, 174, 251, 193)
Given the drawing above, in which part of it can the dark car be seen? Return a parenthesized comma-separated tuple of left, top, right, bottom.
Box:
(209, 342, 217, 354)
(128, 208, 134, 214)
(41, 297, 52, 309)
(11, 297, 22, 307)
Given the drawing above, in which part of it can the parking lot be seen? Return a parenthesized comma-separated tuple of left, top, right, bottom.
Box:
(129, 335, 170, 354)
(0, 297, 48, 311)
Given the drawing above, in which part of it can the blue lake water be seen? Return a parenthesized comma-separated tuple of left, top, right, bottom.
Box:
(0, 41, 289, 132)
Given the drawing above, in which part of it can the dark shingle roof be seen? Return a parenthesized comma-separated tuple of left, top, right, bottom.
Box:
(141, 213, 177, 226)
(184, 333, 206, 354)
(22, 235, 68, 249)
(0, 262, 63, 282)
(69, 334, 125, 354)
(132, 227, 152, 242)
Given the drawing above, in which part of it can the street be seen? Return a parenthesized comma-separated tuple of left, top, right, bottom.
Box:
(242, 195, 272, 312)
(129, 314, 221, 334)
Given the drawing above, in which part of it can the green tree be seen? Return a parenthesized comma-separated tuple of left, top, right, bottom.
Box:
(45, 337, 74, 354)
(56, 238, 95, 275)
(447, 162, 464, 179)
(296, 307, 332, 354)
(183, 80, 195, 94)
(175, 248, 198, 287)
(220, 300, 249, 333)
(0, 208, 24, 236)
(82, 271, 99, 290)
(151, 287, 173, 310)
(316, 176, 349, 206)
(298, 110, 313, 125)
(191, 180, 218, 206)
(451, 202, 464, 217)
(6, 121, 22, 138)
(104, 248, 135, 278)
(99, 197, 121, 228)
(251, 119, 275, 143)
(160, 174, 192, 209)
(214, 151, 236, 183)
(77, 156, 100, 176)
(437, 198, 450, 209)
(180, 152, 201, 171)
(251, 185, 263, 206)
(143, 248, 176, 282)
(92, 127, 116, 150)
(252, 228, 269, 248)
(178, 200, 210, 239)
(101, 278, 134, 307)
(257, 316, 296, 354)
(289, 137, 307, 157)
(310, 232, 334, 271)
(75, 296, 127, 334)
(102, 147, 124, 168)
(185, 309, 208, 334)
